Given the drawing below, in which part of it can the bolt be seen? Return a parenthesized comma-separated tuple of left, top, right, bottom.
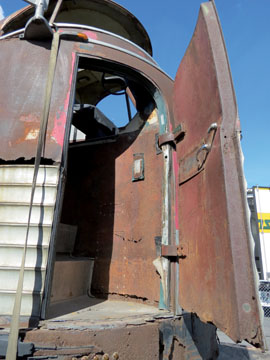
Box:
(112, 352, 119, 360)
(102, 354, 109, 360)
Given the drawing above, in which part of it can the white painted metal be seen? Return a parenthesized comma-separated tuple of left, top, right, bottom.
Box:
(0, 165, 58, 185)
(0, 293, 42, 316)
(0, 224, 51, 246)
(0, 268, 46, 292)
(0, 204, 55, 224)
(0, 165, 59, 319)
(0, 185, 57, 204)
(0, 247, 48, 268)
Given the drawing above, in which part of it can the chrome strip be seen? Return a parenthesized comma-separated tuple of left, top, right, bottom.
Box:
(74, 29, 173, 81)
(0, 21, 155, 64)
(0, 24, 173, 81)
(54, 22, 157, 64)
(83, 37, 163, 70)
(0, 28, 24, 40)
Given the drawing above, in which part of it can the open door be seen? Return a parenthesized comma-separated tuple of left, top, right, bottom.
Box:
(173, 1, 264, 348)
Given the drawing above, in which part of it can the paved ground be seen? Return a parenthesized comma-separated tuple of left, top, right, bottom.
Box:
(217, 317, 270, 359)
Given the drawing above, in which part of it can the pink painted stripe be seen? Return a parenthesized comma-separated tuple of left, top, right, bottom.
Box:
(52, 52, 76, 148)
(173, 150, 179, 230)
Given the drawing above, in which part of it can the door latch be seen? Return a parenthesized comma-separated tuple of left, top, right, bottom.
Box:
(179, 123, 218, 184)
(196, 123, 217, 169)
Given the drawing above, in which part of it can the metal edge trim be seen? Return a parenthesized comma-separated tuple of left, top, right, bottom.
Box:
(0, 25, 173, 82)
(54, 22, 156, 64)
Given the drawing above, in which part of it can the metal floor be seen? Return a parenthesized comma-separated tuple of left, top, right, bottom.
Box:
(44, 295, 172, 330)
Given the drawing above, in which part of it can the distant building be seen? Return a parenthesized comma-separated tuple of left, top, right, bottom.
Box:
(247, 186, 270, 280)
(247, 186, 270, 316)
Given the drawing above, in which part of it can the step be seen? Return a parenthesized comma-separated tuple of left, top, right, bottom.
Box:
(51, 257, 94, 303)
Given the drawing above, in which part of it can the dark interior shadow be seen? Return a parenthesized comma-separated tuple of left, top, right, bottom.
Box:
(183, 313, 219, 359)
(50, 129, 141, 316)
(218, 343, 253, 359)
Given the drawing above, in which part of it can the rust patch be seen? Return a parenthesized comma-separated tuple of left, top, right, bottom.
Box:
(173, 1, 264, 347)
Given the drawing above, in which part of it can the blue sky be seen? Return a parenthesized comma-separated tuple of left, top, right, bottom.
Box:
(0, 0, 269, 187)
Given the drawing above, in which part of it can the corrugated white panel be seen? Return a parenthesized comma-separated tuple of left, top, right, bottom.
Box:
(0, 293, 42, 316)
(0, 165, 59, 185)
(0, 246, 48, 268)
(0, 224, 51, 246)
(0, 268, 46, 292)
(0, 165, 59, 319)
(0, 185, 57, 204)
(0, 203, 55, 225)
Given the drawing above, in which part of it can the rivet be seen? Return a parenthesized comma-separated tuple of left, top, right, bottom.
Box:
(112, 352, 119, 360)
(93, 356, 99, 360)
(102, 354, 109, 360)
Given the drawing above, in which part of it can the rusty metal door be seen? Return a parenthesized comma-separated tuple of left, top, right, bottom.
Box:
(173, 1, 264, 348)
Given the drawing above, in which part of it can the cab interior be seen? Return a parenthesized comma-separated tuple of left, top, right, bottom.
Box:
(47, 58, 168, 323)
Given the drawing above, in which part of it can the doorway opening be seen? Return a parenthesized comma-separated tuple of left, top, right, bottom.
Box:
(47, 57, 168, 322)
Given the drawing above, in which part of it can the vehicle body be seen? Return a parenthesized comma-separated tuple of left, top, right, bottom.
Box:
(248, 186, 270, 317)
(0, 0, 265, 358)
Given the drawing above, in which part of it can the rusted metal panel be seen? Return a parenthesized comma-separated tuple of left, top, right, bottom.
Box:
(25, 321, 161, 359)
(23, 315, 218, 359)
(50, 257, 94, 302)
(173, 2, 264, 347)
(0, 39, 74, 162)
(60, 113, 163, 303)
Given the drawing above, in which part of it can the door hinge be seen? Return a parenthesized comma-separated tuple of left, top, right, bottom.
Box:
(158, 124, 185, 148)
(161, 244, 186, 258)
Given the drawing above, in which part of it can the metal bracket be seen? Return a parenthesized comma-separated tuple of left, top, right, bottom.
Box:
(158, 124, 185, 148)
(161, 244, 186, 258)
(179, 123, 218, 184)
(132, 153, 144, 182)
(23, 0, 53, 40)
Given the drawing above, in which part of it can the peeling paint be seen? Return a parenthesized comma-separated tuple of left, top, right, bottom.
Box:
(153, 257, 167, 302)
(25, 128, 39, 140)
(83, 30, 98, 40)
(147, 109, 158, 125)
(51, 52, 76, 147)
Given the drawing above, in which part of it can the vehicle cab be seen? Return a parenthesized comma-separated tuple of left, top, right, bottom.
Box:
(0, 0, 265, 358)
